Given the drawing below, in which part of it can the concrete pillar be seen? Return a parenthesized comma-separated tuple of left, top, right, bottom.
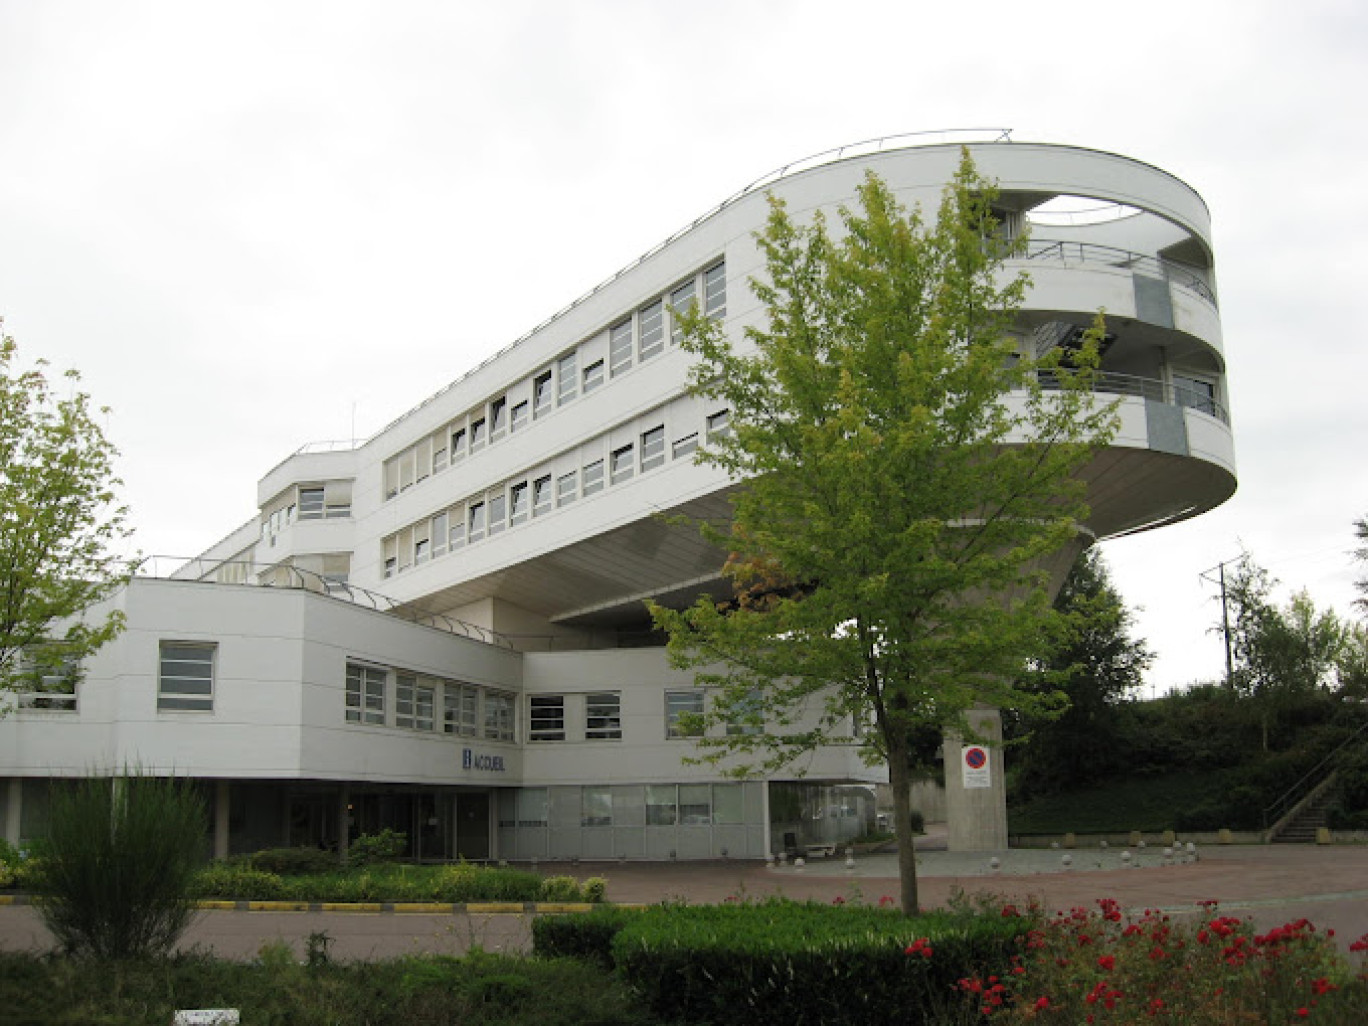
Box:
(942, 708, 1008, 852)
(337, 786, 350, 864)
(214, 781, 230, 861)
(4, 778, 21, 844)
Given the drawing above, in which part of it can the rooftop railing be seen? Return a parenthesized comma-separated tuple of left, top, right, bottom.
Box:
(136, 558, 515, 649)
(1039, 369, 1230, 426)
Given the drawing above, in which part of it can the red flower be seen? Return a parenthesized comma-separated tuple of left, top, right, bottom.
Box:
(1296, 1008, 1309, 1018)
(1034, 996, 1050, 1010)
(1097, 955, 1116, 971)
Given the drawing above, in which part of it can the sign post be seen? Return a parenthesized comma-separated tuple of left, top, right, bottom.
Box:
(961, 745, 991, 789)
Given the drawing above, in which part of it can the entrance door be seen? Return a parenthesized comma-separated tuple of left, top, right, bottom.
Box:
(454, 793, 490, 860)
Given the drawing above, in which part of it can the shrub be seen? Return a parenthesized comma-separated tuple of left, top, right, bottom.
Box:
(582, 876, 607, 903)
(249, 846, 338, 875)
(190, 862, 288, 900)
(34, 771, 207, 959)
(532, 905, 641, 969)
(347, 828, 407, 867)
(609, 900, 1031, 1026)
(540, 875, 588, 902)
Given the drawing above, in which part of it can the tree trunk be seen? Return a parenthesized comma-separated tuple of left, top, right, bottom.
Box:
(887, 733, 920, 916)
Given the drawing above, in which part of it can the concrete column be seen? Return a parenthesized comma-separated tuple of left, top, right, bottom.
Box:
(942, 708, 1008, 852)
(4, 778, 21, 844)
(213, 780, 230, 861)
(337, 786, 350, 864)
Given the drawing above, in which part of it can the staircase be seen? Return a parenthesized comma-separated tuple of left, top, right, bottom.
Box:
(1269, 779, 1338, 843)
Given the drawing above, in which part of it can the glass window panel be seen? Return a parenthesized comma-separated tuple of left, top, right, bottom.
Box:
(713, 784, 744, 825)
(666, 691, 703, 738)
(669, 279, 696, 344)
(470, 418, 486, 452)
(679, 784, 712, 825)
(582, 460, 604, 496)
(704, 261, 726, 317)
(610, 444, 634, 485)
(529, 695, 565, 741)
(533, 371, 554, 418)
(582, 359, 604, 394)
(609, 320, 633, 377)
(673, 433, 698, 460)
(557, 470, 578, 506)
(510, 401, 528, 432)
(532, 475, 552, 516)
(582, 786, 613, 827)
(585, 692, 621, 740)
(517, 788, 548, 827)
(638, 300, 664, 361)
(640, 426, 665, 472)
(468, 502, 486, 542)
(510, 481, 529, 525)
(488, 493, 507, 535)
(557, 352, 578, 405)
(645, 785, 677, 826)
(490, 397, 507, 439)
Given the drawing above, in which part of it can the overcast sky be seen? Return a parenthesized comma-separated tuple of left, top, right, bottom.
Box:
(2, 0, 1365, 694)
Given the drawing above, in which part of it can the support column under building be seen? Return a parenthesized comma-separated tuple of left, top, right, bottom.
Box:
(942, 708, 1008, 851)
(214, 780, 230, 860)
(4, 778, 20, 845)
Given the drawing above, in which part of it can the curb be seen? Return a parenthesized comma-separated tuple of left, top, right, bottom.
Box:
(0, 894, 633, 915)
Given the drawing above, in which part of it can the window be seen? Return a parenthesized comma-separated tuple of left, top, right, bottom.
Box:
(557, 352, 578, 405)
(384, 556, 397, 578)
(704, 261, 726, 318)
(488, 493, 507, 535)
(582, 459, 604, 496)
(414, 537, 430, 565)
(528, 695, 565, 741)
(158, 643, 215, 712)
(384, 461, 399, 500)
(532, 475, 552, 517)
(490, 397, 508, 440)
(433, 444, 448, 474)
(415, 682, 435, 731)
(582, 786, 612, 827)
(646, 784, 677, 826)
(706, 409, 731, 440)
(346, 663, 386, 725)
(448, 513, 466, 550)
(610, 444, 634, 485)
(1174, 374, 1218, 417)
(609, 320, 633, 377)
(669, 279, 696, 344)
(484, 690, 515, 742)
(452, 427, 468, 461)
(533, 371, 554, 418)
(325, 499, 350, 519)
(510, 400, 528, 433)
(713, 783, 744, 825)
(640, 426, 665, 472)
(396, 673, 417, 728)
(725, 689, 764, 736)
(680, 784, 712, 825)
(510, 481, 529, 525)
(666, 690, 704, 738)
(557, 470, 578, 506)
(582, 359, 604, 393)
(470, 418, 487, 453)
(638, 300, 664, 361)
(585, 692, 621, 740)
(298, 488, 325, 520)
(673, 433, 698, 460)
(468, 502, 487, 543)
(515, 788, 547, 827)
(399, 453, 415, 492)
(432, 512, 448, 557)
(444, 684, 478, 737)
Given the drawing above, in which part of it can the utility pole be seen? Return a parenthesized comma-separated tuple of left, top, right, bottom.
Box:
(1199, 558, 1238, 689)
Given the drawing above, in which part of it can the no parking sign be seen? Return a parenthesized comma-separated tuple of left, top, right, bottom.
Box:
(961, 745, 991, 789)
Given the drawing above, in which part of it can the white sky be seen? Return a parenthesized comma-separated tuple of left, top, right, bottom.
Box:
(2, 0, 1365, 695)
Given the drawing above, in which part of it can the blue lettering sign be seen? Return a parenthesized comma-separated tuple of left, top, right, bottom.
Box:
(461, 748, 505, 773)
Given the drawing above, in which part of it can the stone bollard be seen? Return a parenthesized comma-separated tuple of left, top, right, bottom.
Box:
(1063, 832, 1077, 849)
(989, 856, 1001, 874)
(1120, 850, 1132, 869)
(794, 857, 806, 872)
(1317, 827, 1332, 845)
(1218, 828, 1233, 845)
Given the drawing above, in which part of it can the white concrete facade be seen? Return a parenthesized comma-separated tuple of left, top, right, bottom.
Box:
(1, 134, 1234, 859)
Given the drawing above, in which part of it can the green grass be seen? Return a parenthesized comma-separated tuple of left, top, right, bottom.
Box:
(1008, 770, 1234, 834)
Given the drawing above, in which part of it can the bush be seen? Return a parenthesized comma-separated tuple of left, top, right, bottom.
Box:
(190, 862, 288, 900)
(532, 906, 641, 968)
(608, 900, 1032, 1026)
(249, 846, 338, 875)
(347, 828, 407, 867)
(34, 772, 207, 959)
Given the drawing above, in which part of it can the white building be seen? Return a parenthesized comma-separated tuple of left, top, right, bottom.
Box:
(1, 133, 1235, 861)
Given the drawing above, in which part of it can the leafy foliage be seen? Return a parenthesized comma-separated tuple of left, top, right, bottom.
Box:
(0, 329, 134, 701)
(650, 153, 1118, 912)
(1010, 549, 1152, 798)
(35, 772, 207, 959)
(346, 827, 407, 867)
(250, 846, 339, 875)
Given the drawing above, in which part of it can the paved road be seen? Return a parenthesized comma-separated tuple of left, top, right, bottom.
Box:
(2, 840, 1365, 961)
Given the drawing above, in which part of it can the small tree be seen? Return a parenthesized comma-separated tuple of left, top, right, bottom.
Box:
(0, 327, 133, 703)
(650, 154, 1118, 914)
(36, 771, 207, 959)
(1010, 548, 1152, 798)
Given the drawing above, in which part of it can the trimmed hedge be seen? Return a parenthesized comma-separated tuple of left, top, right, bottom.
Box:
(538, 901, 1034, 1026)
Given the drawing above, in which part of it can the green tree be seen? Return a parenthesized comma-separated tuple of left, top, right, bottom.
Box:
(1010, 548, 1153, 798)
(649, 155, 1118, 914)
(0, 328, 133, 704)
(1225, 557, 1347, 749)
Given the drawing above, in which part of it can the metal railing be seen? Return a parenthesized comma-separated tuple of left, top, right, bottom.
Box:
(1262, 719, 1368, 830)
(1022, 239, 1218, 308)
(1037, 369, 1230, 425)
(136, 558, 515, 650)
(14, 691, 78, 712)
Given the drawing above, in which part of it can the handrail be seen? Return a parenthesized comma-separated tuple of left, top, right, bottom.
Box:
(1262, 719, 1368, 829)
(1037, 369, 1230, 426)
(1021, 239, 1218, 308)
(135, 558, 516, 650)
